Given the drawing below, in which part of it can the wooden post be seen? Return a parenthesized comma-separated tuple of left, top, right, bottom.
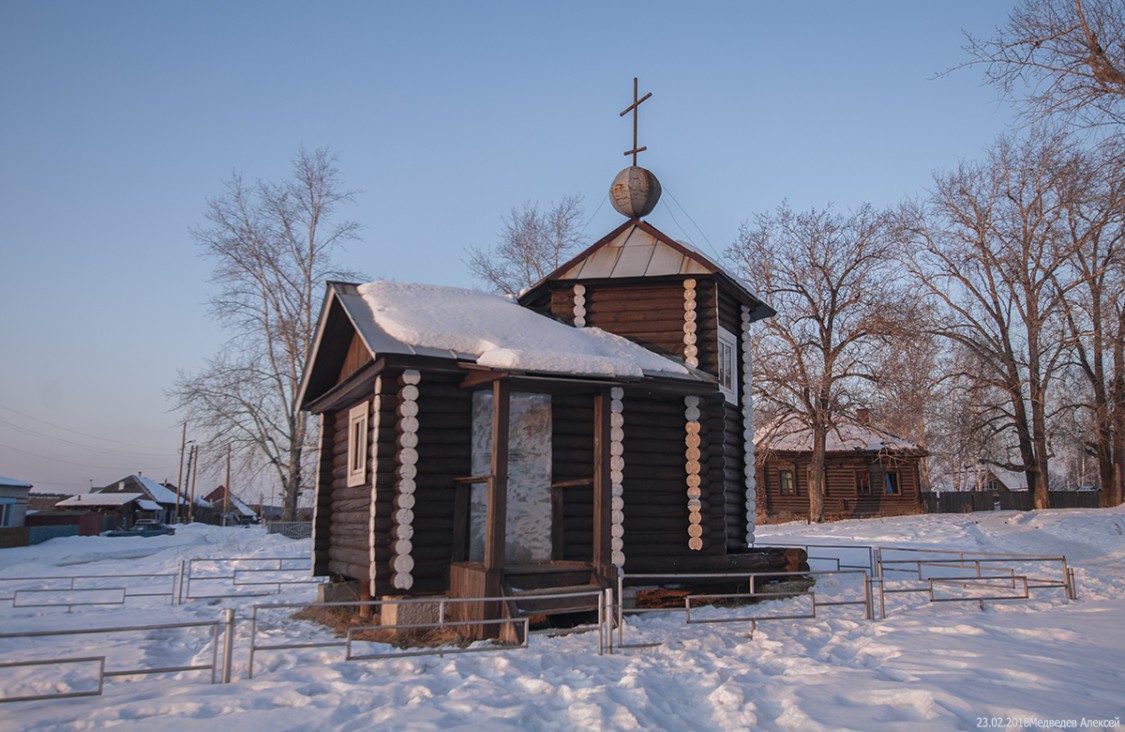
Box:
(189, 445, 198, 523)
(484, 380, 511, 609)
(224, 445, 231, 526)
(592, 389, 613, 581)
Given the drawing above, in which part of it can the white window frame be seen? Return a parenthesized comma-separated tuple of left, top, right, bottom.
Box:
(717, 325, 738, 405)
(0, 498, 14, 527)
(347, 402, 369, 487)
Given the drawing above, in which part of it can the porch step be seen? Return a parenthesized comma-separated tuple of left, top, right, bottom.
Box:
(507, 583, 604, 616)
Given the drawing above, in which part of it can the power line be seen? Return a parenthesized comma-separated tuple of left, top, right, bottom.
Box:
(0, 404, 173, 451)
(0, 418, 172, 457)
(661, 184, 725, 263)
(0, 441, 176, 472)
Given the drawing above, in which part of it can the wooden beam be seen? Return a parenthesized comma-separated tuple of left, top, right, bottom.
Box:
(592, 388, 613, 579)
(484, 379, 510, 572)
(459, 367, 510, 389)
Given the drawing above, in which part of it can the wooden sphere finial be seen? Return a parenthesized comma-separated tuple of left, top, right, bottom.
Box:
(609, 166, 661, 219)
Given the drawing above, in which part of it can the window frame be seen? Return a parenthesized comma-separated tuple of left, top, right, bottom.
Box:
(883, 470, 901, 496)
(346, 401, 369, 488)
(778, 468, 796, 496)
(717, 325, 738, 404)
(855, 469, 872, 497)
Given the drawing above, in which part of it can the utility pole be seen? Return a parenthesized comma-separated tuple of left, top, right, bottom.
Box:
(176, 424, 187, 521)
(189, 445, 199, 523)
(224, 444, 231, 526)
(179, 443, 195, 524)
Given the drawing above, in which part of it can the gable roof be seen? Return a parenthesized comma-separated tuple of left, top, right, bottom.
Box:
(299, 280, 708, 409)
(518, 219, 775, 320)
(755, 415, 923, 454)
(204, 486, 258, 517)
(0, 474, 33, 489)
(57, 492, 143, 508)
(97, 475, 210, 507)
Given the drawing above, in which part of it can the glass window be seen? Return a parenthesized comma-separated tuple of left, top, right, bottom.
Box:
(855, 470, 871, 496)
(779, 469, 796, 496)
(347, 402, 369, 487)
(884, 471, 901, 495)
(717, 326, 738, 404)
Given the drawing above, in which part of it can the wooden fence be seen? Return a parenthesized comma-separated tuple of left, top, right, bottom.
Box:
(924, 490, 1102, 513)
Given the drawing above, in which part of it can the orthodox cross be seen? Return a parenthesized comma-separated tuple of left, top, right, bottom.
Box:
(619, 77, 653, 166)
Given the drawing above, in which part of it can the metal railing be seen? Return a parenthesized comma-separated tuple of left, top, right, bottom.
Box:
(177, 556, 322, 603)
(613, 569, 872, 650)
(265, 522, 313, 539)
(248, 589, 611, 678)
(874, 546, 1076, 618)
(0, 610, 235, 704)
(762, 541, 876, 574)
(0, 573, 177, 611)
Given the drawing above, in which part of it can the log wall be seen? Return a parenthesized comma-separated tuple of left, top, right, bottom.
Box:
(551, 394, 595, 561)
(312, 411, 335, 577)
(409, 372, 473, 593)
(584, 284, 688, 359)
(722, 402, 747, 550)
(620, 392, 726, 564)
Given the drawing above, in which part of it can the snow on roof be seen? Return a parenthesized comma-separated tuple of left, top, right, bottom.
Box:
(355, 281, 691, 379)
(134, 475, 210, 507)
(57, 492, 143, 507)
(229, 495, 256, 517)
(0, 474, 33, 489)
(756, 416, 920, 453)
(136, 499, 163, 512)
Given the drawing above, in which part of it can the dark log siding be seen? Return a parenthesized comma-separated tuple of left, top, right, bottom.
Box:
(409, 373, 473, 593)
(327, 397, 372, 582)
(549, 288, 577, 325)
(758, 452, 924, 523)
(620, 393, 725, 563)
(369, 377, 399, 595)
(552, 394, 595, 561)
(585, 284, 687, 360)
(722, 403, 747, 549)
(312, 411, 335, 577)
(693, 280, 719, 377)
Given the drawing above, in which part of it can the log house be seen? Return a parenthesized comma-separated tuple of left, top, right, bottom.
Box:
(298, 168, 804, 634)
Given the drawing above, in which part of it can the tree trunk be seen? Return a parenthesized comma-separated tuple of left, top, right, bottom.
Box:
(808, 425, 826, 523)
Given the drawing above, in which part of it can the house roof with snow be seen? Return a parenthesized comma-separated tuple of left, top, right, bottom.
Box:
(204, 486, 258, 517)
(98, 475, 210, 508)
(299, 280, 710, 409)
(755, 415, 924, 455)
(0, 474, 33, 489)
(57, 492, 143, 508)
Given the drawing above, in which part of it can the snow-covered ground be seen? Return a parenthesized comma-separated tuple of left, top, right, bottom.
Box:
(2, 509, 1124, 731)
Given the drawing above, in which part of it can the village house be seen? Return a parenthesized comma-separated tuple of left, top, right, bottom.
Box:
(298, 149, 806, 634)
(0, 474, 33, 529)
(755, 413, 926, 523)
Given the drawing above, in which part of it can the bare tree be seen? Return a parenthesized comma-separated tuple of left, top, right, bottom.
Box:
(1054, 140, 1125, 505)
(964, 0, 1125, 127)
(467, 195, 584, 296)
(728, 203, 911, 522)
(900, 132, 1086, 509)
(171, 147, 363, 520)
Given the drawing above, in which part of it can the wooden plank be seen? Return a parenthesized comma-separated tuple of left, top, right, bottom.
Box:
(484, 380, 510, 571)
(592, 388, 613, 578)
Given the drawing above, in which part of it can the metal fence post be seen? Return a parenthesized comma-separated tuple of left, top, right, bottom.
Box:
(176, 560, 186, 606)
(607, 589, 616, 656)
(222, 608, 235, 683)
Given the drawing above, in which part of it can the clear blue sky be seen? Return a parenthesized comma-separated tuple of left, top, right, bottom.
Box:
(0, 1, 1018, 497)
